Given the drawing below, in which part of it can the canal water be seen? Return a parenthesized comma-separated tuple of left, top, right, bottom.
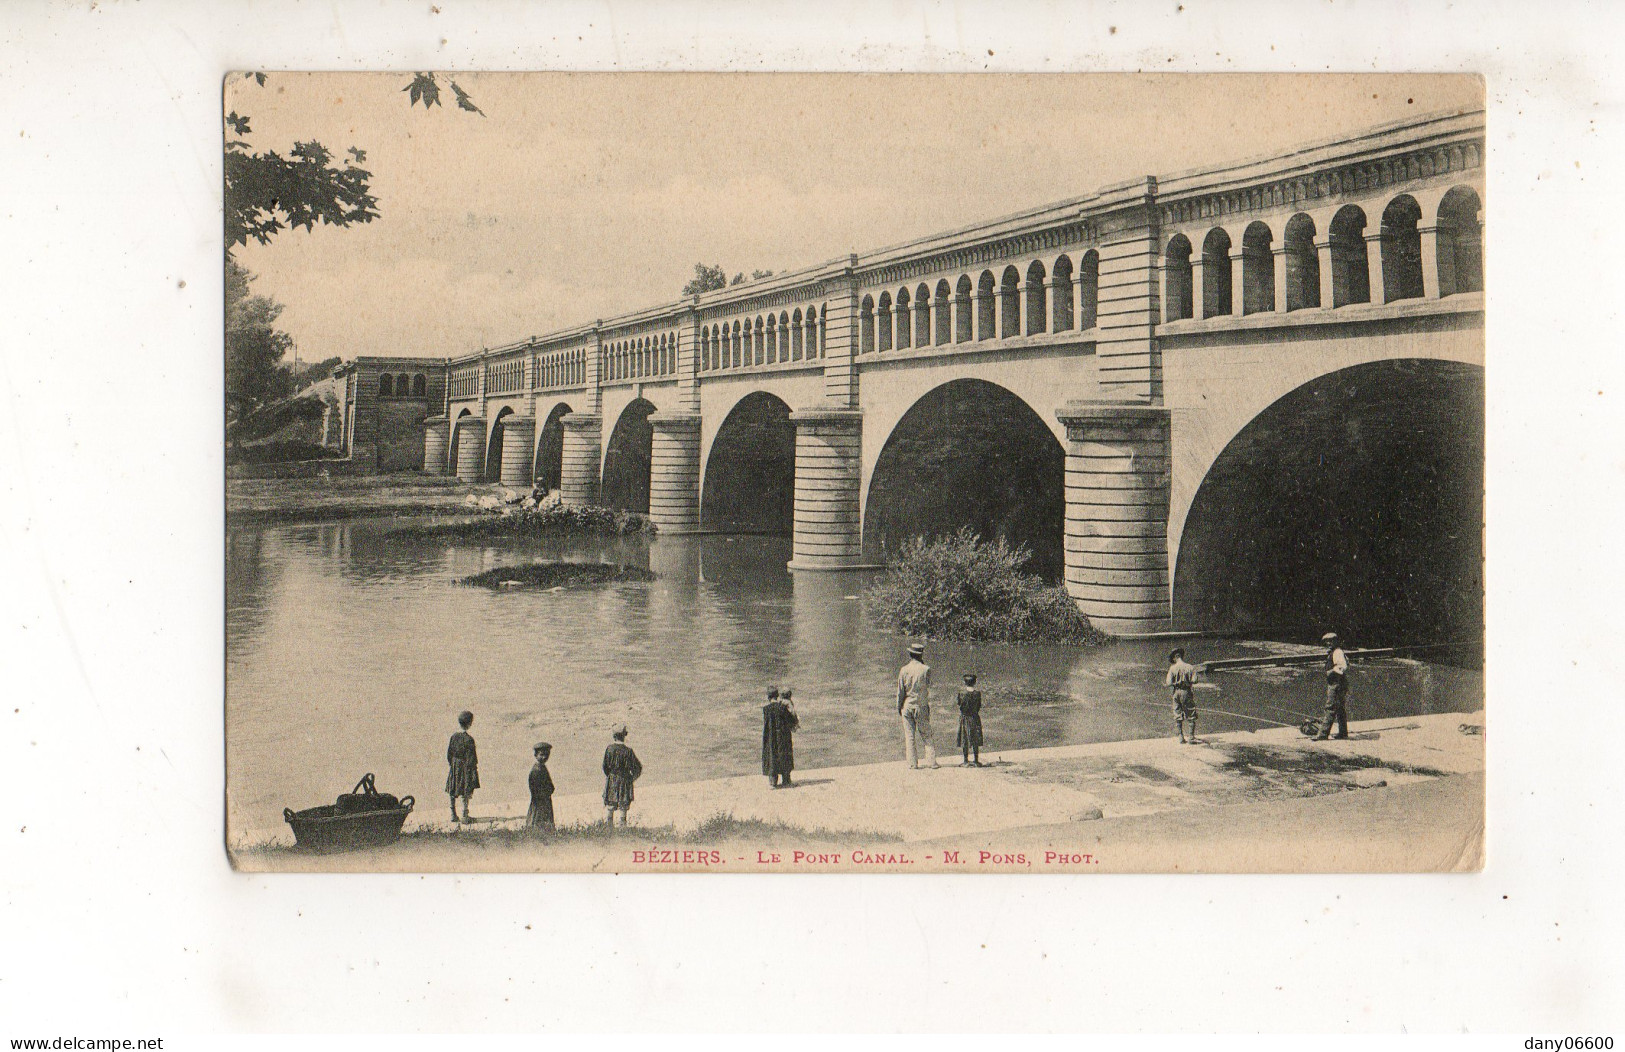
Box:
(225, 521, 1484, 841)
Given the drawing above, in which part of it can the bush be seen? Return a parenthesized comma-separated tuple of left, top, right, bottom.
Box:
(866, 529, 1110, 644)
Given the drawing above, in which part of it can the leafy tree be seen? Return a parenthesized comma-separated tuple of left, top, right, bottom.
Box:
(225, 72, 481, 249)
(295, 356, 343, 388)
(223, 73, 481, 419)
(682, 262, 774, 295)
(225, 256, 294, 429)
(682, 263, 728, 296)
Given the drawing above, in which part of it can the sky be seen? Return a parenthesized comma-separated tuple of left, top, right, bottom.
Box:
(230, 73, 1482, 365)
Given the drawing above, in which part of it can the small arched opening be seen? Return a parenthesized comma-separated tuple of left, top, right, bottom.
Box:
(1284, 213, 1320, 311)
(1328, 205, 1370, 307)
(1437, 186, 1484, 297)
(1164, 235, 1193, 321)
(976, 271, 997, 341)
(1201, 228, 1233, 318)
(934, 279, 952, 345)
(954, 275, 974, 343)
(998, 266, 1021, 338)
(1241, 222, 1275, 315)
(1051, 254, 1075, 332)
(1380, 194, 1424, 303)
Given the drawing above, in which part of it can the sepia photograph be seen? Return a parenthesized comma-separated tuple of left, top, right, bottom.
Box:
(225, 72, 1485, 873)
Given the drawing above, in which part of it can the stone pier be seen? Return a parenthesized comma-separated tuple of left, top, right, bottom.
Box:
(787, 408, 867, 569)
(1057, 402, 1172, 635)
(647, 412, 702, 533)
(453, 417, 486, 482)
(422, 416, 450, 475)
(498, 416, 535, 487)
(559, 412, 603, 505)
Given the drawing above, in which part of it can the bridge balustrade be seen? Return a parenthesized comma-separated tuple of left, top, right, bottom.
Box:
(699, 305, 824, 373)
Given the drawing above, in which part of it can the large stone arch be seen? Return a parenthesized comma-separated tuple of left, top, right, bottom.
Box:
(483, 405, 515, 482)
(601, 397, 657, 513)
(862, 378, 1067, 581)
(1172, 358, 1483, 644)
(534, 400, 573, 491)
(700, 391, 796, 534)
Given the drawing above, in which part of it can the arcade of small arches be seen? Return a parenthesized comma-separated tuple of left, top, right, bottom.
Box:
(700, 306, 826, 372)
(1160, 185, 1482, 322)
(859, 252, 1099, 352)
(377, 372, 429, 398)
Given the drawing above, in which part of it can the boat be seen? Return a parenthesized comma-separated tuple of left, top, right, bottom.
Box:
(284, 773, 414, 853)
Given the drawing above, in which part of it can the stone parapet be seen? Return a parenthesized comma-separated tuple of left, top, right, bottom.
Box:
(558, 412, 603, 505)
(1056, 401, 1172, 634)
(647, 412, 702, 533)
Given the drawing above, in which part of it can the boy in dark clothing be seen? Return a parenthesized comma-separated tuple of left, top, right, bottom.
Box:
(956, 674, 984, 767)
(445, 710, 479, 822)
(602, 725, 643, 827)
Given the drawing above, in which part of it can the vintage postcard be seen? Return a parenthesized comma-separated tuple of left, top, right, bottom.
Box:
(224, 72, 1485, 873)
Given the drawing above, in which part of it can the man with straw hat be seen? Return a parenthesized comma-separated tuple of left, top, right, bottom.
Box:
(896, 642, 939, 769)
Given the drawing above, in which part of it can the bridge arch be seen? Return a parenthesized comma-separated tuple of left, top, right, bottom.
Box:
(1024, 260, 1047, 334)
(483, 406, 514, 482)
(976, 271, 996, 340)
(1172, 358, 1483, 644)
(534, 401, 573, 492)
(1051, 254, 1074, 331)
(934, 279, 952, 344)
(700, 391, 796, 534)
(601, 398, 657, 513)
(1241, 222, 1274, 314)
(862, 378, 1066, 581)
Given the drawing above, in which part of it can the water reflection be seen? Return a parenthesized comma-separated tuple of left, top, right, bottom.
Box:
(225, 520, 1484, 840)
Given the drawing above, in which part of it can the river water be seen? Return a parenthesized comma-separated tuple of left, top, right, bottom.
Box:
(225, 521, 1483, 841)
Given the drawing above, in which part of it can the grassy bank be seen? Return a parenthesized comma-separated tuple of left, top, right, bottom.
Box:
(867, 530, 1110, 645)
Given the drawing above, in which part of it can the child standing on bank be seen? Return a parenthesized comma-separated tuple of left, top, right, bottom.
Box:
(956, 674, 984, 767)
(445, 710, 479, 822)
(1165, 649, 1199, 744)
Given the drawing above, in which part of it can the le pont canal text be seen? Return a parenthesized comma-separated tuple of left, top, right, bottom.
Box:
(625, 848, 1099, 867)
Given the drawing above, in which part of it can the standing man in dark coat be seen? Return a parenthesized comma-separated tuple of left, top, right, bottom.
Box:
(761, 686, 799, 789)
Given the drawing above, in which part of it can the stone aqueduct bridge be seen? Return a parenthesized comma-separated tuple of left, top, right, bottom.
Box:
(377, 109, 1483, 636)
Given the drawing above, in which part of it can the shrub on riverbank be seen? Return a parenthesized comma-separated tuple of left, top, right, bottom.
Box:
(459, 563, 657, 589)
(866, 529, 1110, 644)
(392, 499, 654, 539)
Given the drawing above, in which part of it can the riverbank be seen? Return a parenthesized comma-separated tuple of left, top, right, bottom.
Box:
(234, 710, 1484, 873)
(227, 473, 502, 525)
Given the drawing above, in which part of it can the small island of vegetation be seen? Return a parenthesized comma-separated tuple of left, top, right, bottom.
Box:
(394, 498, 655, 540)
(866, 529, 1110, 645)
(459, 563, 657, 590)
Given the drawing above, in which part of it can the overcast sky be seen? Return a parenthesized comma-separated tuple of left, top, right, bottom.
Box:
(230, 73, 1481, 364)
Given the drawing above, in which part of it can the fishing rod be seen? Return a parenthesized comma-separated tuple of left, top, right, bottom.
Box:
(1198, 640, 1476, 674)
